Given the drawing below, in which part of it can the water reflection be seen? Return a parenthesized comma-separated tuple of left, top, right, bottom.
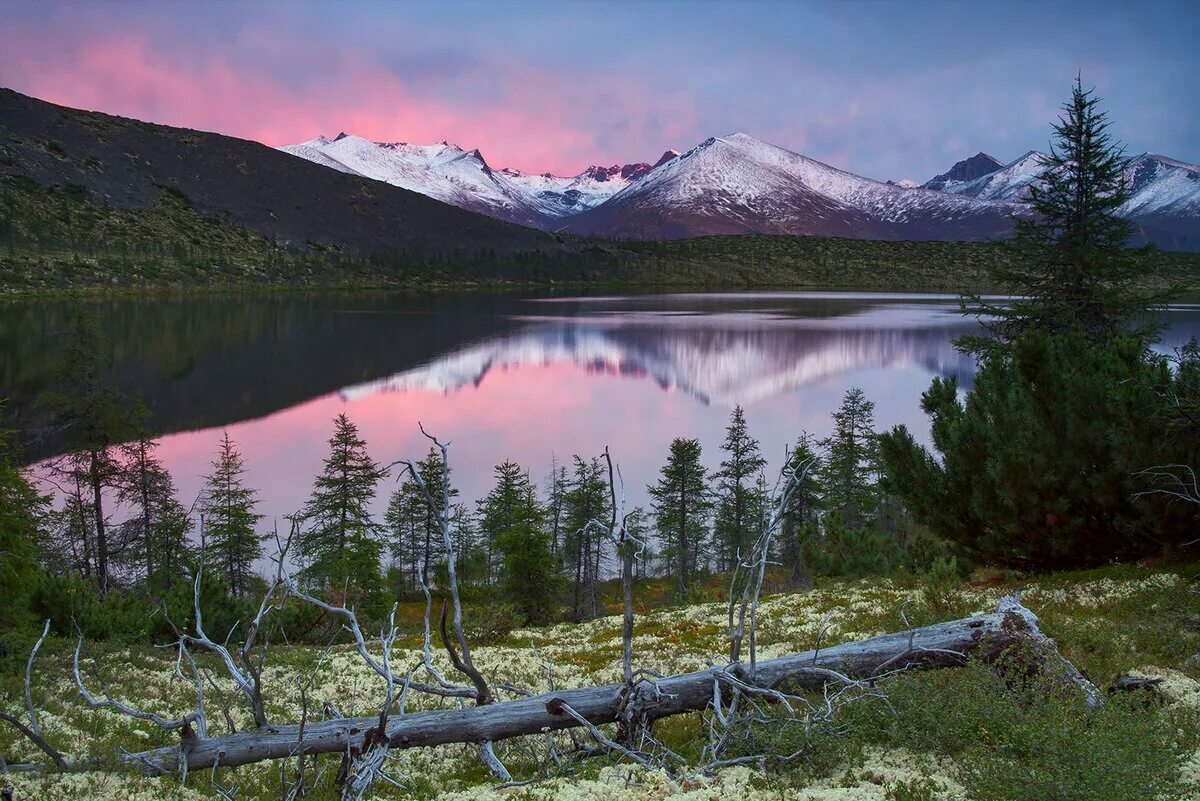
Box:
(6, 291, 1198, 528)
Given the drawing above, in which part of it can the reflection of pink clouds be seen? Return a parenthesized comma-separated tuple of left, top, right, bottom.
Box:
(151, 359, 939, 533)
(0, 32, 696, 175)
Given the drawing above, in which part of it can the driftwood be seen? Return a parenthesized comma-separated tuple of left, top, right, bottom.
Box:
(118, 594, 1090, 776)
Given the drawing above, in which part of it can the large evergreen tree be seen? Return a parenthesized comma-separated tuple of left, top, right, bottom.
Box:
(480, 461, 558, 624)
(712, 405, 766, 571)
(202, 431, 263, 597)
(819, 388, 879, 528)
(298, 414, 386, 592)
(964, 77, 1155, 349)
(647, 438, 711, 602)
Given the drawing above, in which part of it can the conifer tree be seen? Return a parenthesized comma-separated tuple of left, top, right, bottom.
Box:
(624, 506, 653, 579)
(563, 456, 609, 621)
(780, 433, 823, 587)
(384, 475, 423, 595)
(202, 431, 263, 598)
(647, 438, 711, 601)
(118, 410, 191, 592)
(819, 388, 879, 528)
(298, 414, 385, 592)
(544, 459, 570, 561)
(385, 447, 456, 592)
(480, 461, 557, 624)
(712, 405, 766, 571)
(42, 313, 135, 597)
(0, 418, 47, 627)
(965, 76, 1156, 349)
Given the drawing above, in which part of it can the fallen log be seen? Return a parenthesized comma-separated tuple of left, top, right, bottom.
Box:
(123, 594, 1095, 776)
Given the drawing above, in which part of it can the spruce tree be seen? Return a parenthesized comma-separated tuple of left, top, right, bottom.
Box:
(298, 414, 386, 592)
(647, 438, 711, 601)
(820, 388, 879, 528)
(0, 418, 47, 627)
(965, 76, 1155, 349)
(544, 459, 570, 561)
(563, 456, 609, 621)
(202, 431, 263, 598)
(118, 411, 191, 592)
(480, 461, 557, 624)
(385, 475, 424, 595)
(712, 405, 766, 571)
(42, 313, 135, 596)
(780, 433, 823, 587)
(385, 447, 456, 592)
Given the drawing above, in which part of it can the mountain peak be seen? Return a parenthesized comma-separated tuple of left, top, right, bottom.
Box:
(654, 150, 680, 168)
(921, 152, 1004, 191)
(333, 131, 350, 142)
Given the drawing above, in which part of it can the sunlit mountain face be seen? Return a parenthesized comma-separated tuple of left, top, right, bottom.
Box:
(11, 292, 1200, 531)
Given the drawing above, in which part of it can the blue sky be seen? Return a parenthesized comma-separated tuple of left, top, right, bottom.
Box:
(1, 0, 1195, 179)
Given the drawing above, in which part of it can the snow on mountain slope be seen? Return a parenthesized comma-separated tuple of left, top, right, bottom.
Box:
(281, 134, 670, 225)
(1121, 154, 1200, 217)
(498, 155, 671, 218)
(279, 128, 1199, 250)
(561, 133, 1022, 241)
(927, 149, 1200, 248)
(279, 133, 556, 226)
(1119, 154, 1200, 249)
(943, 150, 1046, 201)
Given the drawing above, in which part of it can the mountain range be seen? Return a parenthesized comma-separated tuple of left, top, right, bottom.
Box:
(2, 87, 1196, 259)
(282, 130, 1200, 251)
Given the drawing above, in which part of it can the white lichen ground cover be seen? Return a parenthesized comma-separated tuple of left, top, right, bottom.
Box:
(2, 565, 1198, 800)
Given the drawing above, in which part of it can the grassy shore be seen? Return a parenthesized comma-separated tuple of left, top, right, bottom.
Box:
(3, 561, 1198, 800)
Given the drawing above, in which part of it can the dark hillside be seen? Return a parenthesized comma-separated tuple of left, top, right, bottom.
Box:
(0, 87, 563, 257)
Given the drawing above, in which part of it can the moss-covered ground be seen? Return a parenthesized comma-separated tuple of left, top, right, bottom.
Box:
(2, 562, 1198, 800)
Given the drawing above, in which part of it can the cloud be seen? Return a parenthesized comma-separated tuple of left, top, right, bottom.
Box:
(0, 26, 696, 175)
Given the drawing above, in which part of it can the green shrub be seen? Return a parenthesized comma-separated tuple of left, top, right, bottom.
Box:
(844, 661, 1197, 801)
(919, 556, 964, 616)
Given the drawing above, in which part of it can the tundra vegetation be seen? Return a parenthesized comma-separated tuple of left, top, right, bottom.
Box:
(0, 81, 1199, 801)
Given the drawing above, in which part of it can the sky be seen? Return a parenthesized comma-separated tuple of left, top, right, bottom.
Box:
(1, 0, 1197, 182)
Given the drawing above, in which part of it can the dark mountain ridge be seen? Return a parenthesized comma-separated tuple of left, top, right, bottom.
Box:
(0, 87, 564, 257)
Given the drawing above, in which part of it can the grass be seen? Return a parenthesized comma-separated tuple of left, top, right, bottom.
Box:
(1, 561, 1198, 800)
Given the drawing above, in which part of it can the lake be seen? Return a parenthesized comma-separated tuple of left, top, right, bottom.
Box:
(5, 290, 1199, 526)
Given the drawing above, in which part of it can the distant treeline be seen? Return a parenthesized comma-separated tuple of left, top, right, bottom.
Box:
(5, 175, 1200, 296)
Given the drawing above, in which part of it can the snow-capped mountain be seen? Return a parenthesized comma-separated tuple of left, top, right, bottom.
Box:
(559, 133, 1022, 241)
(279, 133, 555, 226)
(932, 150, 1046, 201)
(280, 129, 1200, 251)
(921, 152, 1006, 193)
(498, 150, 678, 218)
(280, 134, 672, 226)
(924, 150, 1200, 249)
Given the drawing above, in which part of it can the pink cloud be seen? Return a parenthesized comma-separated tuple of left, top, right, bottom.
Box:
(0, 31, 696, 175)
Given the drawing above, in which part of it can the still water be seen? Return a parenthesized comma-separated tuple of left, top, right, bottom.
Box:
(5, 290, 1199, 523)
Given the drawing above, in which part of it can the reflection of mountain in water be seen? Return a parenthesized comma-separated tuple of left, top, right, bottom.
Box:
(342, 312, 982, 405)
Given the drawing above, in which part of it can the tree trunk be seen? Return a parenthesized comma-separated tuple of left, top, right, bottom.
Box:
(124, 596, 1093, 776)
